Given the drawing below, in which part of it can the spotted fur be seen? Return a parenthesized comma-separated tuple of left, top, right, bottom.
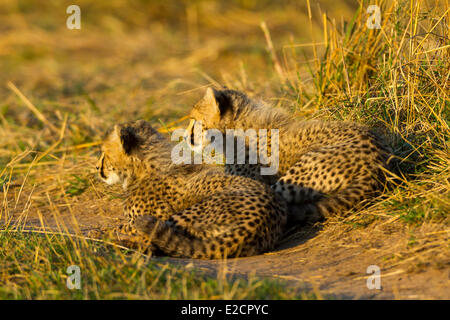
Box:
(96, 120, 287, 259)
(187, 88, 394, 223)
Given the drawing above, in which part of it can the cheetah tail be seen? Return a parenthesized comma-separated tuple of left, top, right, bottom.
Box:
(134, 216, 232, 259)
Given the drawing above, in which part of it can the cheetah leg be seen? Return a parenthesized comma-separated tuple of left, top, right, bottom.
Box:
(274, 150, 382, 222)
(284, 186, 373, 223)
(168, 215, 235, 240)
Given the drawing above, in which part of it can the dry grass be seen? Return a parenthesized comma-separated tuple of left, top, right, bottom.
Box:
(0, 0, 448, 299)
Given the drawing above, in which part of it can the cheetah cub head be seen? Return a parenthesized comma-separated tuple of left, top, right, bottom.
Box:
(96, 120, 161, 188)
(186, 88, 255, 135)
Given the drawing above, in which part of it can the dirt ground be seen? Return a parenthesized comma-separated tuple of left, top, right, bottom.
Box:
(4, 188, 449, 300)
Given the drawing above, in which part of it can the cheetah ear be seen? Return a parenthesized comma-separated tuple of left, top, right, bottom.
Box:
(113, 125, 139, 155)
(203, 88, 220, 115)
(203, 88, 231, 117)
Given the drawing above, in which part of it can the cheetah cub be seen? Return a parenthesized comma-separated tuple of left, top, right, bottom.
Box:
(96, 120, 287, 259)
(187, 88, 393, 223)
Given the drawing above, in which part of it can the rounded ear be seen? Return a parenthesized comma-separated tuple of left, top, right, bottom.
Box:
(203, 88, 232, 117)
(119, 126, 139, 155)
(213, 89, 233, 116)
(203, 88, 220, 114)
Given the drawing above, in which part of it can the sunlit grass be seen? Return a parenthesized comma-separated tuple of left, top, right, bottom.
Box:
(0, 230, 313, 299)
